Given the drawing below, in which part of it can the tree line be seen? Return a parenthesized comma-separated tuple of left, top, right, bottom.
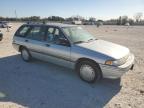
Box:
(0, 13, 143, 25)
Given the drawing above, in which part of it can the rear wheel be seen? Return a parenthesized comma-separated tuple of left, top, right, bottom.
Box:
(21, 47, 31, 62)
(76, 61, 101, 83)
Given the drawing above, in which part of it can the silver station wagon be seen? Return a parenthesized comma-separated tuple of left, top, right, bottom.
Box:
(12, 23, 134, 83)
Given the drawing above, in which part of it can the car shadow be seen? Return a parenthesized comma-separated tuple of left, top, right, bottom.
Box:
(0, 54, 121, 108)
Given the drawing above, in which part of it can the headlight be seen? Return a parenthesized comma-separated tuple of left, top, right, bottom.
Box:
(105, 60, 122, 66)
(105, 60, 121, 66)
(105, 60, 123, 66)
(105, 58, 127, 66)
(113, 60, 120, 66)
(105, 53, 130, 66)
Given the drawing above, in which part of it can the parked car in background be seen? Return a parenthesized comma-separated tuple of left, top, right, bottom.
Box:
(0, 30, 3, 41)
(7, 23, 12, 28)
(0, 21, 12, 28)
(12, 23, 135, 83)
(72, 20, 82, 25)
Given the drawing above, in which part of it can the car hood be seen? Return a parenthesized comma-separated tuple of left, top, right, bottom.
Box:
(76, 40, 129, 59)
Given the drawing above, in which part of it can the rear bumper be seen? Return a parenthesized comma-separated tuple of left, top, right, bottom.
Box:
(100, 54, 135, 79)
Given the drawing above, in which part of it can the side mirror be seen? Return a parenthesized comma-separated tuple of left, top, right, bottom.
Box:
(58, 38, 70, 46)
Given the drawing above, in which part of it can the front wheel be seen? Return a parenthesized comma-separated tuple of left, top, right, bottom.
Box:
(21, 48, 31, 62)
(76, 61, 101, 83)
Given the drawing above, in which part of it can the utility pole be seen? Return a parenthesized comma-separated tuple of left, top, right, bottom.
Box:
(15, 10, 18, 19)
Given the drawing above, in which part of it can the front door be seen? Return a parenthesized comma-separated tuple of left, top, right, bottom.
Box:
(41, 27, 72, 68)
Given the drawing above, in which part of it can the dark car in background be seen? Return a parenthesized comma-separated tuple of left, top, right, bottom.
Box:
(0, 21, 12, 28)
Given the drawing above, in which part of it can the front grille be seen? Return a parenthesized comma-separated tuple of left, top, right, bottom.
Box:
(118, 53, 130, 65)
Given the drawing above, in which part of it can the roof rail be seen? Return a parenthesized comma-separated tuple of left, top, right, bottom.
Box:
(26, 21, 45, 25)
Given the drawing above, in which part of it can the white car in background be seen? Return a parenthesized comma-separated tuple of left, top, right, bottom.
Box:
(72, 20, 82, 25)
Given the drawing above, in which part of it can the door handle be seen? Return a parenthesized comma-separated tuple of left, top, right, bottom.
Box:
(45, 44, 50, 47)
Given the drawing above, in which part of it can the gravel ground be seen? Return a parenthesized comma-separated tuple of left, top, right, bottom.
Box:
(0, 23, 144, 108)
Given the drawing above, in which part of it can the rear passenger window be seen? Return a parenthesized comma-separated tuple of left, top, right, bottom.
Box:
(16, 26, 30, 37)
(26, 26, 46, 41)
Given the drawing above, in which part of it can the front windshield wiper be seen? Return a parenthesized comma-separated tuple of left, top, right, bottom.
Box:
(73, 41, 86, 44)
(88, 38, 94, 42)
(87, 38, 98, 42)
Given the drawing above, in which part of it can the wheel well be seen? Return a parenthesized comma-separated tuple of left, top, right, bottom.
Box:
(19, 46, 26, 52)
(19, 46, 32, 58)
(75, 58, 103, 77)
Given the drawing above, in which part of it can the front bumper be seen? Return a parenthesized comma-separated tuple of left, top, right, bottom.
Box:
(99, 53, 135, 79)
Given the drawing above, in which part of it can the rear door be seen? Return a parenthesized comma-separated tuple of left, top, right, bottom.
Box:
(13, 25, 47, 53)
(23, 25, 47, 53)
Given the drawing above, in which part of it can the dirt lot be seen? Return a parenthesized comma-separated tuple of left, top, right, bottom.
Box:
(0, 23, 144, 108)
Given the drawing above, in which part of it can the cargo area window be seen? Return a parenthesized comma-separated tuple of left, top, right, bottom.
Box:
(15, 25, 30, 37)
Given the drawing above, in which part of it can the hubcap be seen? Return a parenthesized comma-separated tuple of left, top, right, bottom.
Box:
(22, 49, 29, 60)
(80, 64, 95, 81)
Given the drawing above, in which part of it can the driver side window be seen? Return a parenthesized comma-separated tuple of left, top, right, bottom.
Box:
(46, 27, 67, 45)
(53, 28, 66, 44)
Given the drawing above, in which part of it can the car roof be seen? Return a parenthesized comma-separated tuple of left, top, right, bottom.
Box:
(25, 23, 77, 28)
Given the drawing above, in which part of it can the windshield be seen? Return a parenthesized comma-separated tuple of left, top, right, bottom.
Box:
(62, 26, 96, 44)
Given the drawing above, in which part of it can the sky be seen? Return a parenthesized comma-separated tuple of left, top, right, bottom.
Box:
(0, 0, 144, 20)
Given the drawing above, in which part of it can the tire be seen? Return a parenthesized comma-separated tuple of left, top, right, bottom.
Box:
(21, 47, 31, 62)
(76, 61, 101, 83)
